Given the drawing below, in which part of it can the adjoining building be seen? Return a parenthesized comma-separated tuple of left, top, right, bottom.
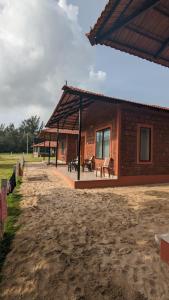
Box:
(46, 85, 169, 188)
(33, 141, 56, 158)
(37, 128, 78, 164)
(45, 0, 169, 188)
(87, 0, 169, 68)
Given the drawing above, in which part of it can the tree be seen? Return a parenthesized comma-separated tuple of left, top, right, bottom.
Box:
(19, 116, 42, 135)
(0, 116, 43, 153)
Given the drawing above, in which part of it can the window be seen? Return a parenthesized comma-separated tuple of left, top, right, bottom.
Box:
(139, 126, 152, 162)
(96, 128, 110, 159)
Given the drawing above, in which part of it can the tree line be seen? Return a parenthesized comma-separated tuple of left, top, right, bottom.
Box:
(0, 116, 43, 153)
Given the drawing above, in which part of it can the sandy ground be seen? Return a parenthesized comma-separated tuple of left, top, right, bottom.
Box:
(1, 163, 169, 300)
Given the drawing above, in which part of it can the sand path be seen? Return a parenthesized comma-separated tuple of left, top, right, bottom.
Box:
(0, 163, 169, 300)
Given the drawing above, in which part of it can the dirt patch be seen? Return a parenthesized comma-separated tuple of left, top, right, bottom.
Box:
(27, 175, 49, 182)
(0, 164, 169, 299)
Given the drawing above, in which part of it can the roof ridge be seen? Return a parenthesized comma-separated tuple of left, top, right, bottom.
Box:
(62, 85, 169, 112)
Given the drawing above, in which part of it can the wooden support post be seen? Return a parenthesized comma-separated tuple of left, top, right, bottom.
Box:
(77, 97, 82, 181)
(56, 122, 59, 168)
(1, 179, 7, 190)
(43, 139, 46, 160)
(1, 179, 8, 236)
(48, 135, 51, 165)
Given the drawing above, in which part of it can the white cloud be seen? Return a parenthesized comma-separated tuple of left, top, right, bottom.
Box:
(58, 0, 79, 21)
(0, 0, 107, 124)
(89, 66, 107, 82)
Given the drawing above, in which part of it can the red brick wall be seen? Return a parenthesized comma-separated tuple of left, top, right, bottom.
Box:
(120, 105, 169, 176)
(67, 135, 78, 163)
(82, 101, 119, 175)
(57, 135, 78, 163)
(58, 135, 67, 162)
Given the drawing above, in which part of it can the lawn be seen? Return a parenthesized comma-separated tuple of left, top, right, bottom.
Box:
(0, 181, 22, 278)
(0, 153, 42, 182)
(0, 153, 42, 278)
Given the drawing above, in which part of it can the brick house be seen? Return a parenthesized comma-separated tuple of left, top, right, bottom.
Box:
(33, 141, 57, 158)
(37, 128, 78, 164)
(46, 86, 169, 188)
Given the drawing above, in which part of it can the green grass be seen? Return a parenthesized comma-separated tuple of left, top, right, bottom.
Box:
(24, 153, 43, 163)
(0, 180, 22, 279)
(0, 153, 42, 280)
(0, 154, 20, 182)
(0, 153, 42, 183)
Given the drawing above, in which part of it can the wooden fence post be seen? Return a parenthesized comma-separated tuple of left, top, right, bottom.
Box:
(0, 179, 8, 238)
(0, 192, 2, 239)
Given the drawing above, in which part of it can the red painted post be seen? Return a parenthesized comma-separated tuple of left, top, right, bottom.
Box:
(1, 179, 7, 222)
(0, 192, 2, 239)
(0, 179, 8, 238)
(160, 239, 169, 264)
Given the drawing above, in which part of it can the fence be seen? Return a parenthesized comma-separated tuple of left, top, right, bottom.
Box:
(0, 156, 25, 239)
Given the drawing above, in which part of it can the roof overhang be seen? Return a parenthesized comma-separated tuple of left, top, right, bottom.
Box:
(46, 85, 126, 130)
(33, 141, 57, 148)
(46, 85, 169, 130)
(38, 127, 78, 140)
(87, 0, 169, 68)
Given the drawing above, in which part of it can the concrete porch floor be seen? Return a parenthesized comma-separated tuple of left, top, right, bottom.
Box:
(54, 165, 118, 189)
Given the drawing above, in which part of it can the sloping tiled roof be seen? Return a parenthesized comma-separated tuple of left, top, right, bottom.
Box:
(46, 85, 169, 130)
(87, 0, 169, 68)
(42, 128, 78, 135)
(38, 127, 78, 140)
(33, 141, 57, 148)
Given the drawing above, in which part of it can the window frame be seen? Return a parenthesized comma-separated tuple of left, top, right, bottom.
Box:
(137, 124, 153, 164)
(95, 127, 111, 159)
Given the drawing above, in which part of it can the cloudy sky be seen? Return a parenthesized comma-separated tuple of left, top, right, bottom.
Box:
(0, 0, 169, 126)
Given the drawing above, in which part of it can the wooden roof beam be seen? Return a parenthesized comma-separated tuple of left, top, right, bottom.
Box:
(155, 36, 169, 57)
(57, 96, 92, 114)
(107, 38, 169, 64)
(95, 0, 121, 37)
(49, 101, 94, 126)
(126, 24, 162, 43)
(154, 6, 169, 18)
(59, 96, 80, 108)
(54, 97, 93, 118)
(97, 0, 160, 41)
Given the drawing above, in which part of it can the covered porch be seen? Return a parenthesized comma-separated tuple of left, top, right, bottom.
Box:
(38, 127, 78, 165)
(46, 85, 121, 185)
(54, 164, 118, 189)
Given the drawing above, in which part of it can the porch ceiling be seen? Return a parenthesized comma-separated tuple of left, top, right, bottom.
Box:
(87, 0, 169, 68)
(46, 85, 121, 130)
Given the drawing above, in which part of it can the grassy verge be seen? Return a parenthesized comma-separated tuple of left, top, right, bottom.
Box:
(24, 154, 43, 163)
(0, 179, 22, 280)
(0, 153, 42, 184)
(0, 153, 41, 278)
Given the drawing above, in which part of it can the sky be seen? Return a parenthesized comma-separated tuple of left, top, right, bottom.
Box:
(0, 0, 168, 126)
